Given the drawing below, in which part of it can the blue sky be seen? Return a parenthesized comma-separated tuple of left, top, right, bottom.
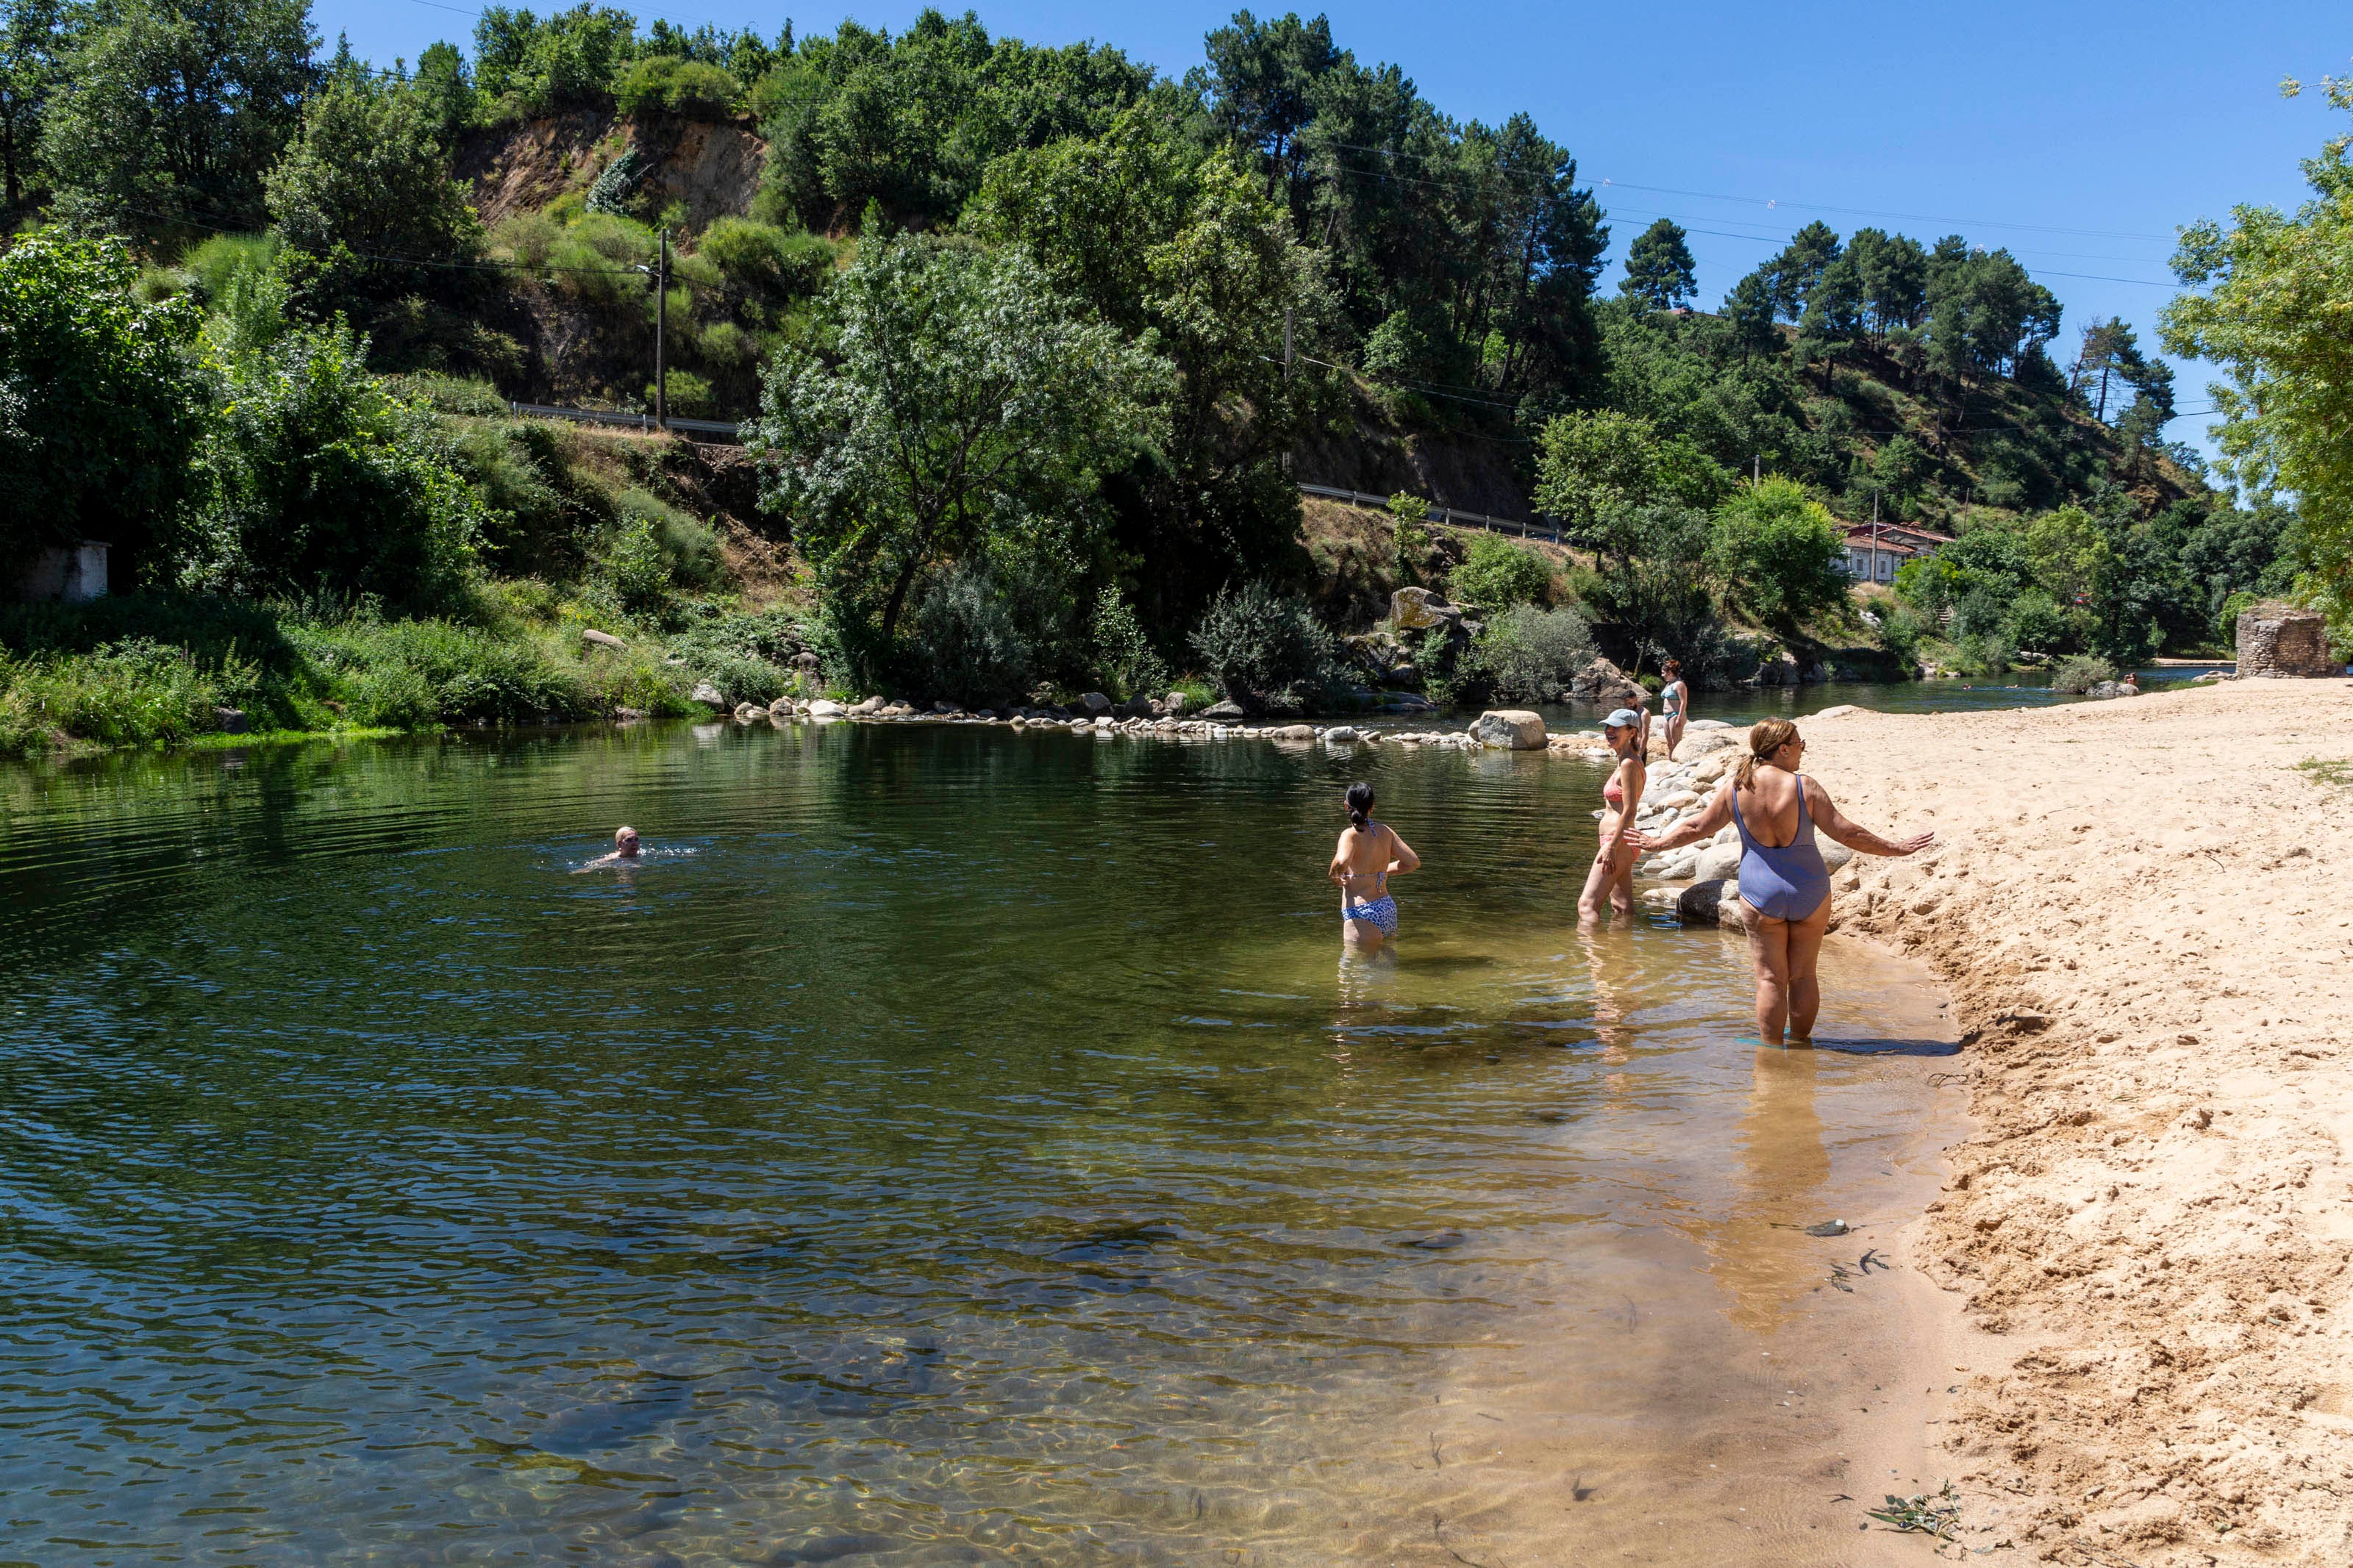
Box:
(323, 0, 2353, 459)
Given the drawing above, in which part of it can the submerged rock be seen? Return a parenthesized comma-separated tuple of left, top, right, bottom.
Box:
(1678, 878, 1731, 925)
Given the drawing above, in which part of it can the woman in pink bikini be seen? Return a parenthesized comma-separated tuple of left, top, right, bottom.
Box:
(1577, 707, 1649, 926)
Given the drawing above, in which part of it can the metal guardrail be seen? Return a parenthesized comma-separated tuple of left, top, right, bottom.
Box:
(495, 407, 1557, 540)
(508, 401, 743, 439)
(1296, 482, 1560, 542)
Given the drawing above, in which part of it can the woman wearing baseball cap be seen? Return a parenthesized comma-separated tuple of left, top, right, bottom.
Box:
(1576, 706, 1650, 926)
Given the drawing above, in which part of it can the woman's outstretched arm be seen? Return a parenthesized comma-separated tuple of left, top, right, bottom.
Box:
(1804, 778, 1935, 856)
(1624, 778, 1733, 853)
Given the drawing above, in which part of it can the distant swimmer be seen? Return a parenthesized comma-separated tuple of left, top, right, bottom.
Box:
(1628, 718, 1934, 1048)
(1659, 659, 1689, 759)
(1329, 782, 1420, 950)
(1577, 707, 1649, 926)
(576, 825, 642, 872)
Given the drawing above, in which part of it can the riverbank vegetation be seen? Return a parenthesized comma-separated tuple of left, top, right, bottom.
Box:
(0, 1, 2327, 753)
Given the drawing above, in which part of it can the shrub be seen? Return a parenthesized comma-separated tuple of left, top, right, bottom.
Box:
(615, 56, 740, 118)
(698, 321, 755, 367)
(1450, 534, 1554, 610)
(0, 639, 251, 753)
(490, 208, 561, 270)
(2049, 654, 2117, 694)
(1474, 604, 1596, 704)
(697, 218, 834, 298)
(1090, 586, 1168, 700)
(1954, 629, 2016, 676)
(1872, 599, 1929, 670)
(907, 564, 1033, 704)
(181, 234, 282, 305)
(296, 617, 592, 726)
(646, 370, 717, 418)
(1188, 581, 1338, 709)
(387, 373, 507, 416)
(1388, 491, 1432, 582)
(179, 323, 486, 612)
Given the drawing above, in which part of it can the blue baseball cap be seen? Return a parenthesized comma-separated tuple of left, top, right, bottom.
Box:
(1604, 708, 1640, 728)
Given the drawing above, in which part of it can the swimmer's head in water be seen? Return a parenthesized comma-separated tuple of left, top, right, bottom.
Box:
(615, 825, 640, 856)
(1346, 781, 1375, 831)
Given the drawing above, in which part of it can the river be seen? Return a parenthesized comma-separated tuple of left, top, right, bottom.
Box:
(0, 720, 1968, 1564)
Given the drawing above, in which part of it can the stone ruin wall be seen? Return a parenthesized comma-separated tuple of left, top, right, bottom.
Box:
(2236, 602, 2341, 678)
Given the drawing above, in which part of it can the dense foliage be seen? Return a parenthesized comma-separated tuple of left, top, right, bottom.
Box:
(0, 0, 2335, 752)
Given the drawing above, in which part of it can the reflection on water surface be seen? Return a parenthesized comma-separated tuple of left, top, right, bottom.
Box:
(0, 723, 1957, 1564)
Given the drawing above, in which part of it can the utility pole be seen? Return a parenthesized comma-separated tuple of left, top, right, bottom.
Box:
(654, 226, 669, 430)
(1752, 454, 1760, 482)
(1871, 488, 1882, 584)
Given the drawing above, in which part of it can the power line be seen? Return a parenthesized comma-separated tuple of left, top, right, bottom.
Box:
(1594, 176, 2174, 243)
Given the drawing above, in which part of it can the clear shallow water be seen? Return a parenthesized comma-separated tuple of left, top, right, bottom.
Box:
(0, 723, 1960, 1565)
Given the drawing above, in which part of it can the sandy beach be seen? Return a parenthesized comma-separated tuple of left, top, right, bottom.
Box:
(1796, 678, 2353, 1564)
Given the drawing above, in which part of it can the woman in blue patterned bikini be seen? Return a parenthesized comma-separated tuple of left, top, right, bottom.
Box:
(1629, 718, 1935, 1047)
(1330, 782, 1421, 951)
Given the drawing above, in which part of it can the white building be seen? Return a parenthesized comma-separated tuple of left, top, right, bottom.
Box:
(1843, 523, 1950, 584)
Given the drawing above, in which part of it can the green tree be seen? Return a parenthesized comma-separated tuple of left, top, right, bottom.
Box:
(43, 0, 315, 230)
(1707, 476, 1851, 626)
(1533, 408, 1731, 555)
(265, 75, 484, 265)
(748, 237, 1170, 646)
(2160, 77, 2353, 626)
(411, 40, 475, 145)
(0, 0, 74, 211)
(0, 229, 207, 562)
(1449, 533, 1553, 609)
(180, 320, 488, 609)
(1620, 218, 1696, 310)
(471, 4, 636, 113)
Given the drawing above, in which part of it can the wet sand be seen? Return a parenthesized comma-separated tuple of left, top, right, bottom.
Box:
(1799, 677, 2353, 1566)
(1320, 933, 1969, 1567)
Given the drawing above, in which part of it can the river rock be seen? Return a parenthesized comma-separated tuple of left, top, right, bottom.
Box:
(213, 706, 249, 734)
(852, 696, 885, 715)
(1471, 709, 1547, 749)
(1813, 704, 1860, 719)
(1679, 878, 1731, 925)
(1390, 586, 1453, 630)
(1275, 723, 1317, 741)
(2088, 679, 2138, 699)
(1688, 717, 1731, 729)
(690, 681, 727, 709)
(1568, 657, 1633, 708)
(1677, 730, 1738, 758)
(766, 697, 796, 717)
(1163, 690, 1191, 715)
(1691, 841, 1743, 884)
(1324, 726, 1360, 743)
(808, 698, 844, 717)
(581, 628, 628, 652)
(1821, 840, 1855, 873)
(733, 701, 763, 720)
(1078, 692, 1113, 715)
(1201, 699, 1246, 720)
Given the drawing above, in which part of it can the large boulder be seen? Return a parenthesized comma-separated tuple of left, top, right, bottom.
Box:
(1078, 691, 1114, 715)
(1201, 699, 1247, 720)
(1678, 878, 1731, 925)
(807, 698, 844, 717)
(1391, 587, 1454, 630)
(690, 681, 727, 710)
(1676, 729, 1738, 757)
(581, 628, 628, 652)
(1571, 657, 1645, 709)
(1471, 709, 1547, 749)
(1691, 840, 1743, 884)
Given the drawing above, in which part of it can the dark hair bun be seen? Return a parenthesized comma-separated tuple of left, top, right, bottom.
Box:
(1346, 781, 1375, 830)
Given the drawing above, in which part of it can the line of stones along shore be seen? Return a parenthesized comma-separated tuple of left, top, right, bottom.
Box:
(718, 692, 1660, 753)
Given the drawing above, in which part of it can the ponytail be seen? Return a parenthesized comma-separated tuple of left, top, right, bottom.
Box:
(1738, 718, 1799, 789)
(1346, 781, 1375, 831)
